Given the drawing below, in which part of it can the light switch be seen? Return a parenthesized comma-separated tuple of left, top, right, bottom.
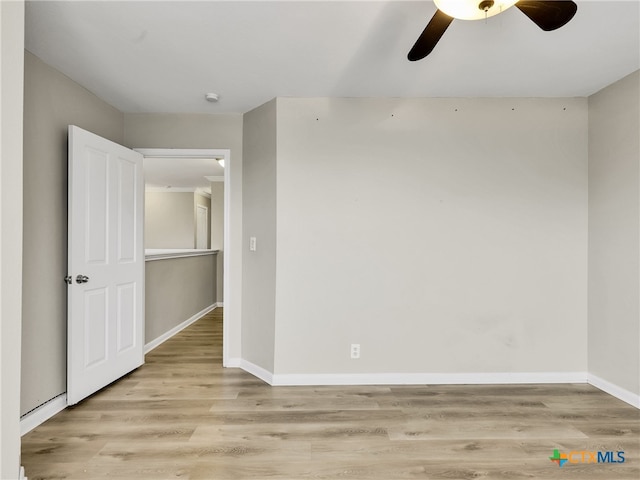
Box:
(249, 237, 257, 251)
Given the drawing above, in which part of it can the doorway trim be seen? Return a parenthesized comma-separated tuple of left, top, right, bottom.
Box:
(135, 148, 232, 366)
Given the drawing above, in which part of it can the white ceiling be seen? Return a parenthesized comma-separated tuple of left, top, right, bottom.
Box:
(25, 1, 640, 115)
(143, 156, 224, 194)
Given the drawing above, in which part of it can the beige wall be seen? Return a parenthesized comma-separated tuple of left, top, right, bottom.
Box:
(588, 70, 640, 399)
(145, 192, 196, 248)
(21, 52, 125, 416)
(145, 191, 213, 249)
(1, 1, 25, 476)
(242, 100, 278, 371)
(124, 113, 243, 360)
(266, 97, 589, 376)
(145, 255, 217, 343)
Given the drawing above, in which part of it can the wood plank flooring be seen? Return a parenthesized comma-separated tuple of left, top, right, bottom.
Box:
(22, 309, 640, 479)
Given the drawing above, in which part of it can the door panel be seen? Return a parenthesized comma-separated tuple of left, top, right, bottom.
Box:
(68, 125, 144, 405)
(83, 288, 108, 368)
(116, 283, 136, 352)
(85, 148, 109, 264)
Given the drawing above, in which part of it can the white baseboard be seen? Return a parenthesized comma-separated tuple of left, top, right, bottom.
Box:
(19, 466, 26, 480)
(227, 358, 274, 384)
(224, 364, 587, 387)
(216, 302, 224, 308)
(20, 393, 67, 436)
(144, 303, 217, 354)
(588, 373, 640, 409)
(225, 357, 242, 368)
(271, 371, 588, 386)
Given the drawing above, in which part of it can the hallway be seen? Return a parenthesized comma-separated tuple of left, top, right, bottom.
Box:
(21, 309, 639, 479)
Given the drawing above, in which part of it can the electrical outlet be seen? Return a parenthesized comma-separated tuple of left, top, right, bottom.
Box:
(350, 343, 360, 359)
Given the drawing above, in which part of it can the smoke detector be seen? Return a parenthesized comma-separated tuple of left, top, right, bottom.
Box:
(205, 93, 219, 103)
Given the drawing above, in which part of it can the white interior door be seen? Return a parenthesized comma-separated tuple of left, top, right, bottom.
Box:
(196, 204, 208, 249)
(67, 125, 144, 405)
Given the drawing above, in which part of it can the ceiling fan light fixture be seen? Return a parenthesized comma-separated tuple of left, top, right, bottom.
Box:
(434, 0, 518, 20)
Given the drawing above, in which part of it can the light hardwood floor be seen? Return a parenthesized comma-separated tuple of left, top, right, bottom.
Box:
(22, 309, 639, 479)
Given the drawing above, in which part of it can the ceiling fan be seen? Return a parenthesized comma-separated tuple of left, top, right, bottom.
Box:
(408, 0, 578, 61)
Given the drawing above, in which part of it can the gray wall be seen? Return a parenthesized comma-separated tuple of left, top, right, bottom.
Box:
(124, 113, 243, 360)
(145, 191, 196, 248)
(246, 97, 590, 376)
(242, 99, 278, 372)
(588, 70, 640, 398)
(21, 52, 125, 415)
(145, 255, 217, 342)
(1, 1, 25, 475)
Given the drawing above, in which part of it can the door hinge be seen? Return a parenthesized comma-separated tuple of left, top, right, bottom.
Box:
(64, 275, 72, 285)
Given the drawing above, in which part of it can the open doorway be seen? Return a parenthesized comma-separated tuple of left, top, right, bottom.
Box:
(135, 148, 231, 366)
(196, 204, 209, 249)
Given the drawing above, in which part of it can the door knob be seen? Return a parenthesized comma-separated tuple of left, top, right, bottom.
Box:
(75, 275, 90, 284)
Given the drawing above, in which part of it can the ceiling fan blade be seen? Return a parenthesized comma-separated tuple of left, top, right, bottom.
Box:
(407, 9, 454, 61)
(515, 0, 577, 31)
